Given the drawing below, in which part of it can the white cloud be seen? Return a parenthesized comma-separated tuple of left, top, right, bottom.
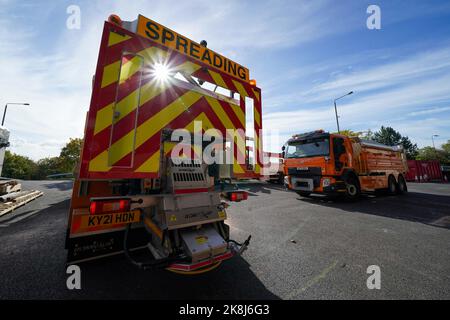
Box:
(261, 43, 450, 151)
(1, 0, 450, 159)
(0, 0, 356, 160)
(407, 106, 450, 117)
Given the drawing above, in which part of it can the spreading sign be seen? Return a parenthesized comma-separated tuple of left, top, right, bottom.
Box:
(136, 15, 250, 82)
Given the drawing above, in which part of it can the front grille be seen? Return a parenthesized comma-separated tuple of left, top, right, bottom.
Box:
(296, 181, 309, 188)
(288, 167, 321, 187)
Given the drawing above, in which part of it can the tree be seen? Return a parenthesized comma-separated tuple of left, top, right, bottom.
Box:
(416, 146, 450, 164)
(373, 126, 418, 159)
(59, 138, 83, 173)
(442, 140, 450, 154)
(2, 150, 38, 179)
(35, 157, 62, 179)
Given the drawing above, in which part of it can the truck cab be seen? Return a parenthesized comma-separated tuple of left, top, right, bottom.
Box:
(283, 130, 353, 197)
(283, 130, 408, 199)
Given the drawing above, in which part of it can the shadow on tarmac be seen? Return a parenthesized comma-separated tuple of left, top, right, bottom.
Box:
(68, 252, 280, 300)
(296, 191, 450, 229)
(44, 180, 74, 191)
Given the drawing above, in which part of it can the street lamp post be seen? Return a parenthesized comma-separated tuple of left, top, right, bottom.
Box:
(333, 91, 353, 134)
(2, 103, 30, 126)
(431, 134, 439, 150)
(431, 134, 439, 159)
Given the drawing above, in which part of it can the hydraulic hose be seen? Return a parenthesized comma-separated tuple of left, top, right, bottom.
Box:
(227, 235, 252, 247)
(123, 223, 188, 270)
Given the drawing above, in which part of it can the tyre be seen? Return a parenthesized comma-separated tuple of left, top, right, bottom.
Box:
(278, 173, 285, 185)
(388, 175, 398, 195)
(397, 175, 408, 194)
(345, 175, 360, 200)
(296, 191, 311, 197)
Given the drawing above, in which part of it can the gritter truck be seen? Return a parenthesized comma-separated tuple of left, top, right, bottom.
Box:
(65, 14, 265, 274)
(282, 130, 408, 200)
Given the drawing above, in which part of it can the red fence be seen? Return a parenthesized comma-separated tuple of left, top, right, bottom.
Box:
(405, 160, 443, 182)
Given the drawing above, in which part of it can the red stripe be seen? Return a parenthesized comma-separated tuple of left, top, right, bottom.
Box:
(168, 251, 233, 271)
(110, 84, 190, 147)
(174, 188, 208, 194)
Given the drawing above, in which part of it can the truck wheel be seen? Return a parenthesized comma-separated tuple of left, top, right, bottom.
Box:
(397, 175, 407, 194)
(345, 175, 360, 200)
(296, 191, 311, 197)
(388, 175, 398, 195)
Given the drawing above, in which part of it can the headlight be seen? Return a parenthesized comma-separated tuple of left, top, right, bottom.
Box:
(322, 178, 331, 187)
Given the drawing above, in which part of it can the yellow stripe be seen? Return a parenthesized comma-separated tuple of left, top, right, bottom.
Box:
(94, 81, 170, 135)
(101, 61, 121, 88)
(89, 91, 202, 171)
(108, 32, 131, 46)
(136, 112, 219, 173)
(205, 96, 236, 130)
(186, 113, 245, 174)
(101, 47, 168, 89)
(205, 97, 246, 156)
(175, 61, 201, 75)
(230, 103, 245, 128)
(135, 151, 161, 173)
(208, 70, 228, 89)
(94, 103, 114, 135)
(232, 80, 249, 98)
(254, 106, 261, 127)
(89, 150, 109, 172)
(252, 89, 260, 101)
(233, 162, 245, 174)
(254, 133, 260, 174)
(118, 56, 143, 85)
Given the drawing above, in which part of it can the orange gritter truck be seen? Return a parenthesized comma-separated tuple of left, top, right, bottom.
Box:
(65, 14, 265, 274)
(282, 130, 408, 199)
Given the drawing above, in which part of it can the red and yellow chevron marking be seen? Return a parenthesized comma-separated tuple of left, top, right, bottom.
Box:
(79, 21, 261, 180)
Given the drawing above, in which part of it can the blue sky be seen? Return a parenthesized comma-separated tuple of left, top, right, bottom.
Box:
(1, 0, 450, 160)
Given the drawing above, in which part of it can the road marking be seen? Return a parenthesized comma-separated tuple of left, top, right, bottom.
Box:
(431, 216, 450, 228)
(285, 260, 339, 299)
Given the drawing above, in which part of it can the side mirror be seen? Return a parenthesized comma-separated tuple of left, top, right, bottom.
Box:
(281, 146, 286, 151)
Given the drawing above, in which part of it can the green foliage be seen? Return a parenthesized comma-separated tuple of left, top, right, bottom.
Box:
(372, 126, 418, 159)
(442, 140, 450, 154)
(59, 138, 82, 173)
(2, 138, 82, 180)
(2, 150, 38, 179)
(416, 145, 450, 165)
(35, 157, 62, 179)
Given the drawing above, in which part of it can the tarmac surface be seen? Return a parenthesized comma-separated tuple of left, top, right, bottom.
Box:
(0, 180, 449, 299)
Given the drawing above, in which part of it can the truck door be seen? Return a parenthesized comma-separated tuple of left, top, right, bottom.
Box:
(333, 137, 347, 172)
(108, 53, 144, 168)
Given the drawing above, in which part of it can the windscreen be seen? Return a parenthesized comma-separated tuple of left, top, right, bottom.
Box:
(286, 138, 330, 159)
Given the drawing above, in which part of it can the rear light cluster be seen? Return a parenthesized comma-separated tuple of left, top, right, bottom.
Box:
(227, 191, 248, 202)
(89, 199, 131, 215)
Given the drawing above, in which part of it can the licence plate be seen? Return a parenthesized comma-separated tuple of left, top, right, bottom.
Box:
(80, 210, 140, 228)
